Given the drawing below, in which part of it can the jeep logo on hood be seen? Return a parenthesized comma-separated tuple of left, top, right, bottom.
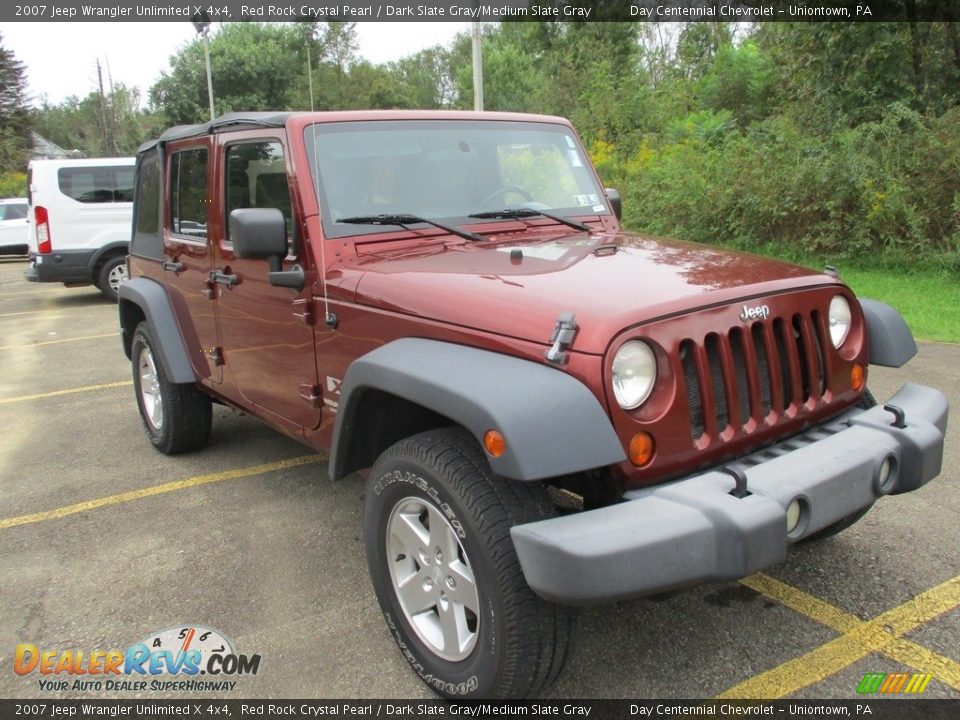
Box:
(740, 304, 771, 322)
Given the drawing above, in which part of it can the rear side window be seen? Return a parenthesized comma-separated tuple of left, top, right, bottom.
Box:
(57, 166, 134, 203)
(131, 152, 163, 260)
(169, 148, 208, 239)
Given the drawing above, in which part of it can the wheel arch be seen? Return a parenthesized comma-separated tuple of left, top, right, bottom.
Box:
(89, 241, 129, 275)
(329, 338, 626, 482)
(118, 277, 196, 383)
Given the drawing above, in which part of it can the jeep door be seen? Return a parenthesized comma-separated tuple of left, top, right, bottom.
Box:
(162, 139, 222, 384)
(212, 134, 321, 431)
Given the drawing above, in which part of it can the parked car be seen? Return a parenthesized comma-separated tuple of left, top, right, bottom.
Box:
(25, 157, 134, 300)
(119, 111, 947, 698)
(0, 198, 29, 256)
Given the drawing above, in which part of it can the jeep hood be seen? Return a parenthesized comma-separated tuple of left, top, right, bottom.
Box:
(348, 231, 835, 355)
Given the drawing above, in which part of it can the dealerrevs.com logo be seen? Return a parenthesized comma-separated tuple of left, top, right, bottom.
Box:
(14, 625, 260, 692)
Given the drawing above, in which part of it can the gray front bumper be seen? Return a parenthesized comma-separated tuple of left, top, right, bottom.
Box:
(510, 383, 948, 606)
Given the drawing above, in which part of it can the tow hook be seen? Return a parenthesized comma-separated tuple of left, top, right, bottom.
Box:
(884, 403, 907, 429)
(723, 464, 751, 499)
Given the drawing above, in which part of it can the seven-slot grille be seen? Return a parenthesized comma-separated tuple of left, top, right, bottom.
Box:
(680, 311, 828, 441)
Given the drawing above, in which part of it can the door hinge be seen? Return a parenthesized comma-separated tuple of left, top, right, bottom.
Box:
(298, 383, 321, 408)
(209, 347, 224, 367)
(293, 298, 314, 326)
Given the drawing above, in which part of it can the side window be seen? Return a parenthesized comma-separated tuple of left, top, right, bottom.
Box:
(169, 148, 208, 239)
(225, 141, 292, 246)
(135, 155, 160, 235)
(131, 152, 163, 260)
(58, 166, 132, 203)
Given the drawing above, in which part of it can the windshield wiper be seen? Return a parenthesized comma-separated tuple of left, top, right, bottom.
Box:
(337, 213, 484, 242)
(468, 208, 591, 232)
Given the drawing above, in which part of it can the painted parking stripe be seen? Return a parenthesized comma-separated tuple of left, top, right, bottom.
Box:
(0, 455, 325, 530)
(719, 574, 960, 698)
(0, 380, 133, 405)
(742, 573, 960, 692)
(0, 332, 120, 351)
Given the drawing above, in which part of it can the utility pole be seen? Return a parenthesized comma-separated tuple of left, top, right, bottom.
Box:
(471, 21, 483, 111)
(96, 60, 118, 155)
(192, 14, 215, 122)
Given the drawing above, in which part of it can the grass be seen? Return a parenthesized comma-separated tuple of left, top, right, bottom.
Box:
(722, 243, 960, 343)
(837, 267, 960, 344)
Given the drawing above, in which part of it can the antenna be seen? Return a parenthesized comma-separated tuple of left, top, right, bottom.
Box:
(306, 29, 336, 329)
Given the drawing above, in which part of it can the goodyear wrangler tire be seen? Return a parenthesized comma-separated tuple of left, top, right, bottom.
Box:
(131, 321, 212, 455)
(363, 427, 576, 699)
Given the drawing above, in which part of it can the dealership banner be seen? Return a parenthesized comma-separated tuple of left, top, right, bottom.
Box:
(3, 0, 958, 24)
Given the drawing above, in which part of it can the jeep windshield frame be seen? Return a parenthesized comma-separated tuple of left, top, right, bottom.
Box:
(303, 119, 610, 240)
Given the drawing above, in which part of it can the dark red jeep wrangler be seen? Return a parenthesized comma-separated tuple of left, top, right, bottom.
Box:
(119, 111, 948, 698)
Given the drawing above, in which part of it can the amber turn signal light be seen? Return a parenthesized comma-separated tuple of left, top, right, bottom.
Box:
(851, 363, 865, 391)
(628, 432, 655, 467)
(484, 430, 506, 458)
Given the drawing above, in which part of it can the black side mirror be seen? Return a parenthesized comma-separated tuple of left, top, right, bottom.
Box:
(230, 208, 287, 261)
(605, 188, 622, 221)
(229, 208, 304, 291)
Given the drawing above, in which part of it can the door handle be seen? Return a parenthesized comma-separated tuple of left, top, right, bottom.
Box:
(209, 270, 239, 286)
(161, 260, 184, 274)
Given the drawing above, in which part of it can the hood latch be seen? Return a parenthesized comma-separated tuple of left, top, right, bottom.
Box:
(545, 311, 578, 365)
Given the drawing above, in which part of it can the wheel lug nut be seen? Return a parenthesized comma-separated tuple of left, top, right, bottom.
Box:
(446, 576, 456, 589)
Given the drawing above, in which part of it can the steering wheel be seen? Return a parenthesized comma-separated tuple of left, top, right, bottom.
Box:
(480, 185, 535, 209)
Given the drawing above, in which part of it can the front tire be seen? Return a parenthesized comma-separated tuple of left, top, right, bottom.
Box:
(363, 427, 576, 699)
(131, 322, 212, 455)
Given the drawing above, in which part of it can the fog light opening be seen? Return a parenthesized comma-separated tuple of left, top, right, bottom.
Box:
(786, 497, 809, 538)
(876, 454, 898, 495)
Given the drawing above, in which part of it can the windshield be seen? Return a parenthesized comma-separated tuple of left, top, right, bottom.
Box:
(304, 120, 608, 238)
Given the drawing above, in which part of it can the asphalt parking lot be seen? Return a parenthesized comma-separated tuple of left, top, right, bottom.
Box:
(0, 255, 958, 701)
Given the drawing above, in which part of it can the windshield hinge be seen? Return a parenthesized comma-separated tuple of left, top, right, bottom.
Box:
(545, 312, 578, 365)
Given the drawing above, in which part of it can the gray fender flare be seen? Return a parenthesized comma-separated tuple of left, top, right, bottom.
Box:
(329, 338, 627, 481)
(117, 277, 196, 383)
(859, 298, 917, 368)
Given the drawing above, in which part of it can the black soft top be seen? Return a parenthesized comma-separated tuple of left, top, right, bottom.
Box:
(137, 111, 294, 154)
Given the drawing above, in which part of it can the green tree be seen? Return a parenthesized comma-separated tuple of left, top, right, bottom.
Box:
(32, 85, 161, 158)
(0, 32, 31, 177)
(151, 23, 312, 124)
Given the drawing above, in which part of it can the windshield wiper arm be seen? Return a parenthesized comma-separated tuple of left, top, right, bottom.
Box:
(468, 208, 591, 232)
(337, 213, 485, 242)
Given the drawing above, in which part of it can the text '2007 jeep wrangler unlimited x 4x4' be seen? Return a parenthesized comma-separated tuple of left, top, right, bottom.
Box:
(119, 111, 948, 699)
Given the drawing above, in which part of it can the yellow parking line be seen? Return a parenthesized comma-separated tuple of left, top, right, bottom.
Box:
(741, 573, 960, 692)
(0, 455, 325, 530)
(719, 575, 960, 698)
(0, 381, 133, 405)
(0, 332, 119, 351)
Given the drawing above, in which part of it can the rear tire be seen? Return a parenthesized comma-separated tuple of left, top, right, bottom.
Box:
(97, 255, 127, 302)
(363, 427, 576, 698)
(802, 389, 877, 542)
(131, 321, 212, 455)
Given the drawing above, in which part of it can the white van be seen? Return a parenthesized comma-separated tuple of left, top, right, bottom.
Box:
(25, 157, 135, 300)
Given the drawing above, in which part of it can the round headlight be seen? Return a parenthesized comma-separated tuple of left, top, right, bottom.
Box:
(612, 341, 657, 410)
(828, 295, 852, 348)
